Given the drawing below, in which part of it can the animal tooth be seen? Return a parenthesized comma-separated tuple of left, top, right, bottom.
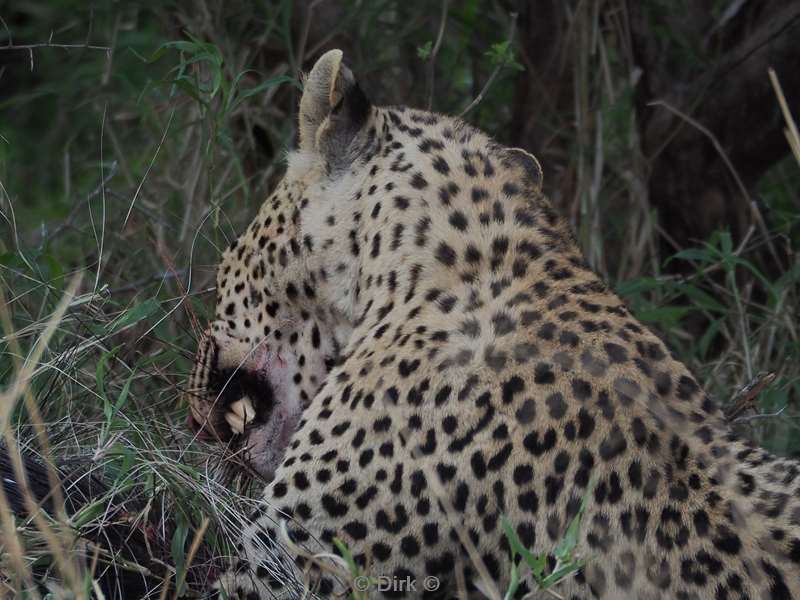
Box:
(225, 411, 245, 434)
(230, 398, 256, 424)
(230, 399, 245, 419)
(241, 397, 256, 423)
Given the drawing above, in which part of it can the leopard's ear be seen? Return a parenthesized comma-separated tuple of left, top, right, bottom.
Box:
(502, 147, 543, 194)
(299, 49, 371, 159)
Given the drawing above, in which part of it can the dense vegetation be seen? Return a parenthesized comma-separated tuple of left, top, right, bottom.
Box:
(0, 1, 798, 597)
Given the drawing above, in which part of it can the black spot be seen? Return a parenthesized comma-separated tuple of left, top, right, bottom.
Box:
(400, 535, 420, 557)
(449, 210, 468, 231)
(502, 376, 525, 404)
(471, 451, 487, 479)
(464, 244, 482, 264)
(693, 510, 710, 536)
(518, 490, 539, 513)
(571, 379, 592, 401)
(599, 426, 627, 461)
(370, 233, 381, 258)
(492, 312, 516, 336)
(713, 526, 741, 554)
(534, 363, 555, 385)
(394, 196, 410, 210)
(373, 542, 392, 561)
(537, 322, 556, 340)
(321, 494, 348, 518)
(762, 560, 792, 600)
(514, 208, 537, 227)
(577, 409, 596, 439)
(603, 342, 627, 363)
(343, 521, 368, 540)
(514, 465, 534, 485)
(432, 155, 450, 174)
(471, 186, 489, 203)
(398, 359, 421, 377)
(435, 242, 457, 266)
(546, 393, 567, 419)
(410, 172, 428, 189)
(515, 398, 536, 424)
(523, 428, 557, 456)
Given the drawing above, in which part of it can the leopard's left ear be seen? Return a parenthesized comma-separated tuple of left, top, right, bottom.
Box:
(299, 49, 371, 159)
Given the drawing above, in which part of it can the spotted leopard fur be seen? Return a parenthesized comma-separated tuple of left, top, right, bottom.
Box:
(186, 50, 800, 599)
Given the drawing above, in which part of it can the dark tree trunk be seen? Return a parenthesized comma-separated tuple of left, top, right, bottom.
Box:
(629, 0, 800, 262)
(508, 0, 575, 205)
(508, 0, 799, 269)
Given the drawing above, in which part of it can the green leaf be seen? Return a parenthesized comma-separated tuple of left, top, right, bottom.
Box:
(697, 319, 722, 358)
(554, 484, 591, 565)
(485, 41, 524, 71)
(417, 40, 433, 60)
(501, 516, 546, 578)
(540, 560, 586, 588)
(635, 305, 691, 326)
(113, 369, 135, 416)
(171, 512, 190, 596)
(615, 276, 662, 298)
(110, 298, 160, 333)
(333, 538, 360, 578)
(503, 556, 520, 600)
(667, 247, 715, 264)
(71, 497, 110, 529)
(681, 284, 726, 313)
(229, 74, 298, 113)
(719, 230, 733, 256)
(553, 515, 580, 563)
(111, 445, 135, 487)
(96, 346, 121, 407)
(728, 257, 776, 298)
(160, 40, 202, 54)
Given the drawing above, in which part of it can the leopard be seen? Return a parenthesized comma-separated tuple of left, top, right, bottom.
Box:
(185, 49, 800, 599)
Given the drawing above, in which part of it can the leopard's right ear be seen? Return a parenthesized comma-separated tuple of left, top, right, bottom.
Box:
(298, 49, 371, 160)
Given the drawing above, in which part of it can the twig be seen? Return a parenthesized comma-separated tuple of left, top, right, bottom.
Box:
(725, 372, 776, 422)
(459, 12, 519, 118)
(172, 517, 209, 600)
(769, 68, 800, 164)
(648, 99, 782, 266)
(47, 161, 118, 244)
(107, 268, 190, 295)
(0, 14, 12, 45)
(122, 107, 175, 231)
(648, 101, 748, 208)
(705, 0, 748, 43)
(0, 41, 111, 51)
(733, 405, 787, 425)
(426, 0, 450, 110)
(91, 103, 109, 294)
(1, 41, 112, 72)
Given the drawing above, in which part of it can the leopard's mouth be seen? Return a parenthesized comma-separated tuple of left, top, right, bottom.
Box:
(188, 354, 276, 442)
(211, 366, 276, 440)
(187, 334, 304, 480)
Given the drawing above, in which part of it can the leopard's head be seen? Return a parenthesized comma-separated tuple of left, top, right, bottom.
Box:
(185, 50, 376, 479)
(185, 48, 544, 480)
